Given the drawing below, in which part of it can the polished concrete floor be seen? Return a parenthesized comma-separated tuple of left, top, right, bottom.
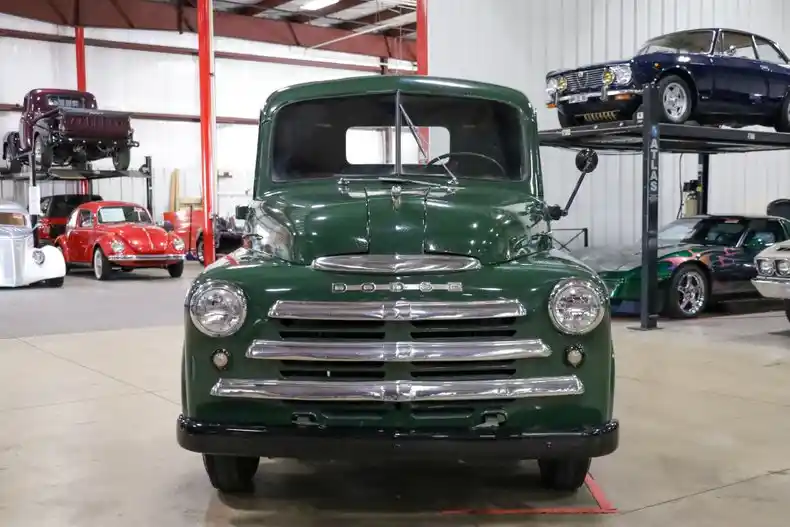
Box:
(2, 265, 790, 526)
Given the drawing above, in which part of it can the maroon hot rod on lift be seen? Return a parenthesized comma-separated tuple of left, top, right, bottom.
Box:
(2, 89, 139, 174)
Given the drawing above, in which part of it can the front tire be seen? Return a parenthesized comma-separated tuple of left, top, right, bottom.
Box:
(558, 112, 577, 128)
(776, 95, 790, 132)
(202, 454, 259, 494)
(657, 75, 693, 124)
(92, 247, 112, 281)
(664, 265, 709, 319)
(538, 458, 590, 492)
(34, 134, 53, 173)
(196, 237, 205, 265)
(45, 277, 64, 288)
(167, 261, 184, 278)
(112, 147, 131, 171)
(784, 300, 790, 323)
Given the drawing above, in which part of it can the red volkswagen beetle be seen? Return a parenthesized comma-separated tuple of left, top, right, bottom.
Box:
(54, 201, 186, 280)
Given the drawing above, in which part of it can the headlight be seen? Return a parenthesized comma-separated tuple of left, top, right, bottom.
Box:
(757, 258, 775, 276)
(557, 77, 567, 91)
(776, 259, 790, 276)
(110, 240, 125, 254)
(189, 281, 247, 337)
(610, 64, 632, 85)
(32, 249, 45, 265)
(602, 68, 614, 86)
(546, 77, 559, 95)
(172, 237, 185, 251)
(548, 278, 606, 335)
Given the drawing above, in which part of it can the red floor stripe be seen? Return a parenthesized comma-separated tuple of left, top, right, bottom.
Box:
(439, 472, 617, 516)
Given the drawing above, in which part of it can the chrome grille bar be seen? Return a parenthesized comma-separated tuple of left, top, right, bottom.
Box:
(311, 254, 482, 274)
(210, 376, 585, 402)
(247, 339, 551, 362)
(268, 299, 526, 321)
(566, 68, 605, 92)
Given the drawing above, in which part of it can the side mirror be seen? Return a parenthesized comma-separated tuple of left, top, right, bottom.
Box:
(161, 220, 174, 232)
(235, 205, 249, 220)
(575, 148, 599, 174)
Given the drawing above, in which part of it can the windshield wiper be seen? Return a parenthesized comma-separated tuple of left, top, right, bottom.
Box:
(397, 102, 458, 185)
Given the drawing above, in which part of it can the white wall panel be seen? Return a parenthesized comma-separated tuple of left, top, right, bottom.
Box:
(0, 13, 405, 219)
(428, 0, 790, 247)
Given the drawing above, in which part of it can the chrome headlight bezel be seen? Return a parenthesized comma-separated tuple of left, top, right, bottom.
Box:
(546, 77, 559, 95)
(756, 258, 775, 276)
(32, 249, 45, 265)
(610, 64, 632, 85)
(548, 278, 607, 335)
(110, 239, 125, 254)
(188, 280, 248, 338)
(172, 236, 185, 251)
(776, 259, 790, 276)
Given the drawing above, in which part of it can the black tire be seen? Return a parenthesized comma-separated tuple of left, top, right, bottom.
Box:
(55, 245, 71, 274)
(168, 260, 184, 278)
(113, 148, 131, 171)
(664, 264, 709, 319)
(45, 276, 64, 288)
(92, 247, 112, 281)
(558, 112, 577, 128)
(196, 237, 205, 265)
(657, 75, 693, 124)
(784, 300, 790, 323)
(35, 134, 53, 172)
(776, 95, 790, 132)
(202, 454, 259, 494)
(538, 458, 590, 492)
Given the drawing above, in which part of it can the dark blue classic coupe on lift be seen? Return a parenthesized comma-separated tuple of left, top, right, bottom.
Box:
(545, 28, 790, 130)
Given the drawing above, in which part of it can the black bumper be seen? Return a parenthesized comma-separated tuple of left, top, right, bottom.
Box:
(177, 415, 619, 461)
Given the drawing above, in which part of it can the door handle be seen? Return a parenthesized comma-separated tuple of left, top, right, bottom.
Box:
(760, 65, 771, 71)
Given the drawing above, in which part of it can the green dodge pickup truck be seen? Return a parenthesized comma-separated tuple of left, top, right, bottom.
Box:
(177, 75, 618, 495)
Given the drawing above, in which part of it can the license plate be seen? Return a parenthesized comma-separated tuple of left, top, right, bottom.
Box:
(569, 94, 589, 104)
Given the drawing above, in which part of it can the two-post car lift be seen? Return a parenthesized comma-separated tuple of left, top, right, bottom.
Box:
(538, 83, 790, 330)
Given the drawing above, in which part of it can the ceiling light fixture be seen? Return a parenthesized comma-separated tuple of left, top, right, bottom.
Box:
(300, 0, 341, 11)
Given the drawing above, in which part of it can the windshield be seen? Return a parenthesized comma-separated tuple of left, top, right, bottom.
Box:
(268, 93, 524, 185)
(0, 212, 28, 227)
(97, 206, 152, 224)
(658, 217, 747, 245)
(637, 30, 714, 55)
(47, 95, 87, 108)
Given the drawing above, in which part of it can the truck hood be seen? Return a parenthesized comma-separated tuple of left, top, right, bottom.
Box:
(546, 59, 632, 78)
(248, 179, 548, 266)
(574, 242, 700, 272)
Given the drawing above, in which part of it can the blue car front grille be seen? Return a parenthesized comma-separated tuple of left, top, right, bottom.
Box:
(566, 68, 606, 92)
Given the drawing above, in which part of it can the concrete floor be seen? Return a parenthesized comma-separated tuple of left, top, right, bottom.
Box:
(2, 264, 790, 526)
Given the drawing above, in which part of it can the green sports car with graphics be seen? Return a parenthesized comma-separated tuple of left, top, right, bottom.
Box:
(177, 75, 618, 495)
(575, 214, 790, 318)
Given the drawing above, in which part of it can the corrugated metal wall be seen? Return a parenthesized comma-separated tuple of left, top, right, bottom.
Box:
(428, 0, 790, 248)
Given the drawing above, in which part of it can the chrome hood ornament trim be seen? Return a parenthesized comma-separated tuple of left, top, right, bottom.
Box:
(211, 376, 585, 402)
(311, 254, 482, 274)
(246, 339, 551, 362)
(268, 299, 526, 321)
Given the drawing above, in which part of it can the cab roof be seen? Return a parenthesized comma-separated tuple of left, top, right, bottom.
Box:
(262, 75, 534, 117)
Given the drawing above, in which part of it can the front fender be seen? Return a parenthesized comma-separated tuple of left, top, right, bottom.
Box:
(20, 245, 66, 286)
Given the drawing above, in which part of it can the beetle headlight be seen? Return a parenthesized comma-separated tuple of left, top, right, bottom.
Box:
(757, 258, 775, 276)
(110, 239, 125, 254)
(548, 278, 606, 335)
(172, 236, 185, 251)
(188, 281, 247, 337)
(32, 249, 45, 265)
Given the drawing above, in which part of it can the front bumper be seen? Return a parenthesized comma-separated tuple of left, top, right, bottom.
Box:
(177, 415, 619, 461)
(107, 253, 184, 262)
(752, 277, 790, 299)
(550, 88, 642, 124)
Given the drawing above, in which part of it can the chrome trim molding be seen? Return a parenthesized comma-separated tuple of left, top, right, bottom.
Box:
(210, 375, 585, 402)
(267, 299, 527, 321)
(752, 277, 790, 299)
(246, 339, 551, 362)
(107, 253, 185, 261)
(554, 88, 642, 104)
(311, 254, 482, 274)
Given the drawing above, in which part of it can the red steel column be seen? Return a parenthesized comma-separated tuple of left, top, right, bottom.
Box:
(75, 26, 89, 194)
(416, 0, 429, 161)
(198, 0, 217, 265)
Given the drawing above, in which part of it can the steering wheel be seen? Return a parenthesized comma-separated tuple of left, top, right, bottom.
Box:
(426, 152, 507, 177)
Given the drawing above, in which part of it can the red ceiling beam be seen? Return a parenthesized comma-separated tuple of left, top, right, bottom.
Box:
(0, 0, 416, 61)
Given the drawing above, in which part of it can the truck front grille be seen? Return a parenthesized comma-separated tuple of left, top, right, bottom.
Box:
(276, 318, 518, 341)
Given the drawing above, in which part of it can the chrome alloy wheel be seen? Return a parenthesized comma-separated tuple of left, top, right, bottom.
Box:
(662, 82, 689, 121)
(93, 249, 103, 279)
(677, 269, 706, 316)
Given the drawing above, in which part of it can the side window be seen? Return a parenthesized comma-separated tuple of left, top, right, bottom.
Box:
(40, 197, 51, 215)
(744, 219, 783, 247)
(66, 209, 79, 228)
(719, 32, 757, 59)
(754, 37, 788, 64)
(77, 209, 93, 228)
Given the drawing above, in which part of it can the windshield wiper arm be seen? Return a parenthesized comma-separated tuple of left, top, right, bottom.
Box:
(397, 103, 458, 185)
